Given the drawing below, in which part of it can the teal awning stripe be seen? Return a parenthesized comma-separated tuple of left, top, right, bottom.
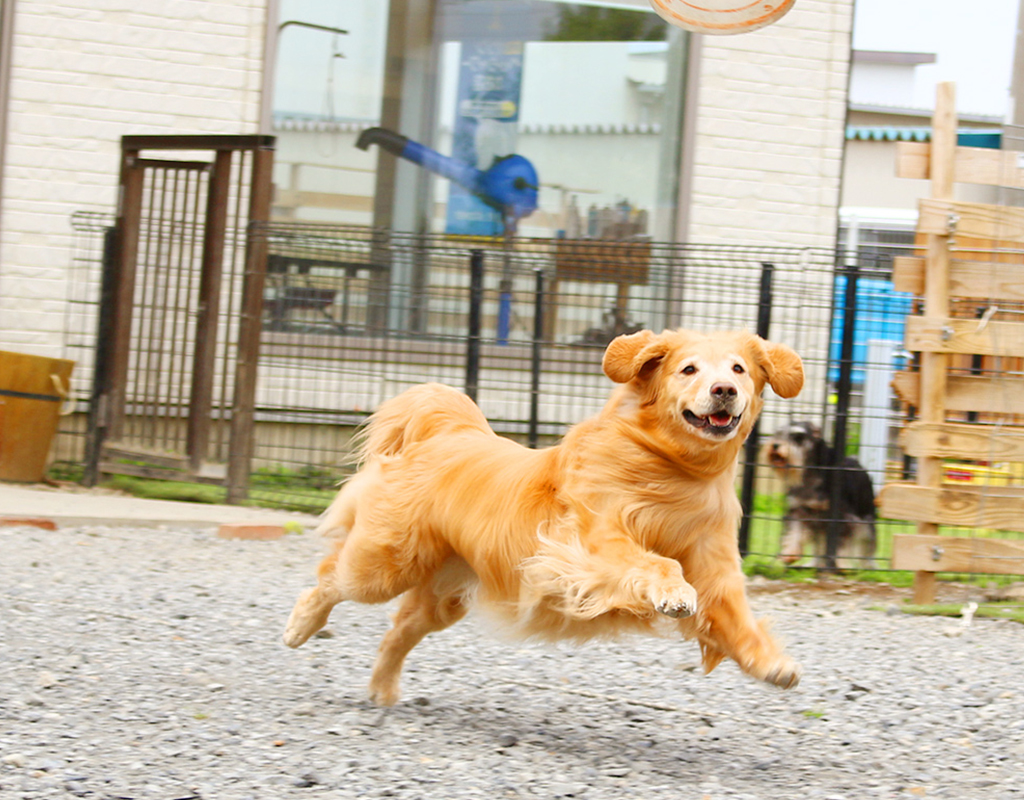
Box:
(846, 126, 1002, 149)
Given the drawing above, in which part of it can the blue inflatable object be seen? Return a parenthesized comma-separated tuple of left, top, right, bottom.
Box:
(356, 127, 538, 224)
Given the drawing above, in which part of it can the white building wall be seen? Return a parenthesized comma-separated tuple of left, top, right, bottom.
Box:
(689, 0, 854, 249)
(0, 0, 268, 358)
(848, 62, 917, 108)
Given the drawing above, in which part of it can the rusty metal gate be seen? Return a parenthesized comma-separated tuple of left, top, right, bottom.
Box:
(85, 135, 274, 502)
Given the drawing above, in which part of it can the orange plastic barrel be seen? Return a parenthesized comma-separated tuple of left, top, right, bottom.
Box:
(0, 351, 75, 482)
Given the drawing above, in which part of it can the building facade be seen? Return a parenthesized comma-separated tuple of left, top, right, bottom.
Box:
(0, 0, 855, 359)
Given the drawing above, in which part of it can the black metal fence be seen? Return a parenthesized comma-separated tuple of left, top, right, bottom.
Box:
(61, 216, 923, 568)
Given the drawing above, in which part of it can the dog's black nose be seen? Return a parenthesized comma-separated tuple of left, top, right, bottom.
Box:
(711, 382, 737, 398)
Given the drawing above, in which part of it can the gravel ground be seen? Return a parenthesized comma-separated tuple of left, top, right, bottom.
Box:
(1, 523, 1023, 800)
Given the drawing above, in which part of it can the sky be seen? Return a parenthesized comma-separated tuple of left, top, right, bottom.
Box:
(851, 0, 1020, 117)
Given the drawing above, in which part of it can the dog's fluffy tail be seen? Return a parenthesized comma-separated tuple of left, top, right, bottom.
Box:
(317, 384, 487, 540)
(359, 382, 492, 463)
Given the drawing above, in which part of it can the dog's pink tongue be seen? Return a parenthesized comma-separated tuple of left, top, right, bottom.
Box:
(710, 412, 732, 427)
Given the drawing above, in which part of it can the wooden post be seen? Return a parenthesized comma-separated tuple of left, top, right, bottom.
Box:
(186, 149, 232, 473)
(227, 144, 275, 504)
(913, 82, 957, 603)
(107, 144, 145, 442)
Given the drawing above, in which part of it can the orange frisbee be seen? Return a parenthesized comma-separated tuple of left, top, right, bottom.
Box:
(648, 0, 795, 34)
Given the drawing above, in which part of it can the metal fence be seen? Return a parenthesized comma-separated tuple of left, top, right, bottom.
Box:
(61, 216, 925, 568)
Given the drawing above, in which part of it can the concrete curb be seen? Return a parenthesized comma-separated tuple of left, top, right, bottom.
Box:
(0, 482, 320, 530)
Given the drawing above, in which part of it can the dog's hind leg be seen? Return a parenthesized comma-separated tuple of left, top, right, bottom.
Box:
(283, 540, 348, 648)
(836, 518, 877, 570)
(777, 516, 810, 565)
(368, 560, 472, 706)
(284, 512, 453, 649)
(282, 474, 367, 648)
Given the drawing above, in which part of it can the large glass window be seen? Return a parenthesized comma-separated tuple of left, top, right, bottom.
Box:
(270, 0, 689, 243)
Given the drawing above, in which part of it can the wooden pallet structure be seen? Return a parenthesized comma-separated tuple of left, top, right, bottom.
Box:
(879, 82, 1024, 603)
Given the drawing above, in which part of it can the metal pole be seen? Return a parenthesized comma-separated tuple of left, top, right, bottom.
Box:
(497, 221, 514, 344)
(826, 261, 859, 570)
(738, 262, 774, 556)
(528, 268, 544, 448)
(465, 249, 484, 402)
(83, 227, 120, 487)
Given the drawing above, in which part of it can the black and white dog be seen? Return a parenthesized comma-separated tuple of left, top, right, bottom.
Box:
(764, 421, 877, 569)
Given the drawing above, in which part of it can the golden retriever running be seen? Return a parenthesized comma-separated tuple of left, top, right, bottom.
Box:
(284, 328, 805, 705)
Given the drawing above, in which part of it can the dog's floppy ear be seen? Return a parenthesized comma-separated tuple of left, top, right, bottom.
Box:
(751, 337, 804, 399)
(602, 330, 668, 383)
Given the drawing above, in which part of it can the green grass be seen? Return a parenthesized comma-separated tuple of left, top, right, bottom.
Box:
(103, 474, 226, 504)
(98, 471, 340, 514)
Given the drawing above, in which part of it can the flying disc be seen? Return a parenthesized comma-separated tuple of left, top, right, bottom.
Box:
(648, 0, 795, 34)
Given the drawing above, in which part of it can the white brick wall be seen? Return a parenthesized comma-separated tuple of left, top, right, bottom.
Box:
(689, 0, 854, 248)
(0, 0, 267, 358)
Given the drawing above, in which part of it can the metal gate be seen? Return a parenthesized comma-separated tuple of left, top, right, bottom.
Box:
(85, 135, 274, 502)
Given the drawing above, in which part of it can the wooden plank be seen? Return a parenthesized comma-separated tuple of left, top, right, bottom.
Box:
(101, 443, 190, 472)
(892, 256, 1024, 301)
(891, 256, 924, 294)
(879, 482, 1024, 534)
(895, 142, 931, 181)
(554, 239, 650, 285)
(900, 421, 1024, 461)
(892, 371, 1024, 415)
(913, 83, 957, 600)
(891, 533, 1024, 576)
(904, 316, 1024, 357)
(909, 313, 1024, 356)
(917, 198, 1024, 243)
(896, 141, 1024, 188)
(98, 460, 225, 486)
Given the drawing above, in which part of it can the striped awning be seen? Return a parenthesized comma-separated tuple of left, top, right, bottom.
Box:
(846, 126, 1002, 149)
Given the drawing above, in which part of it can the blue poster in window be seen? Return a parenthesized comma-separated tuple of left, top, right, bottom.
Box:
(445, 41, 523, 237)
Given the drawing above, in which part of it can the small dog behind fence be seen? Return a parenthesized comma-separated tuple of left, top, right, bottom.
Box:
(763, 421, 877, 569)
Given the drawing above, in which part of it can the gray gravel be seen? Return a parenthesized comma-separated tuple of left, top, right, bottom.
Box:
(2, 523, 1023, 800)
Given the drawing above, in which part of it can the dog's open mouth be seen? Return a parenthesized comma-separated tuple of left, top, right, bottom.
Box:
(767, 451, 789, 468)
(683, 409, 741, 436)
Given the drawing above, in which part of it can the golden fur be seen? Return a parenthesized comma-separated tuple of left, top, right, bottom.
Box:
(284, 328, 805, 705)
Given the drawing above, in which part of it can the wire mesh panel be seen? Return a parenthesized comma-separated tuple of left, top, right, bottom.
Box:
(239, 224, 875, 534)
(63, 219, 939, 572)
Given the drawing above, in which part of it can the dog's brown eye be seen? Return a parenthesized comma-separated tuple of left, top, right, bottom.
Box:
(681, 365, 697, 375)
(732, 364, 745, 374)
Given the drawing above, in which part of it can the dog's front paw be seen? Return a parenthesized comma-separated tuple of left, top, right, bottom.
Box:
(763, 657, 802, 689)
(652, 583, 698, 618)
(368, 677, 401, 707)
